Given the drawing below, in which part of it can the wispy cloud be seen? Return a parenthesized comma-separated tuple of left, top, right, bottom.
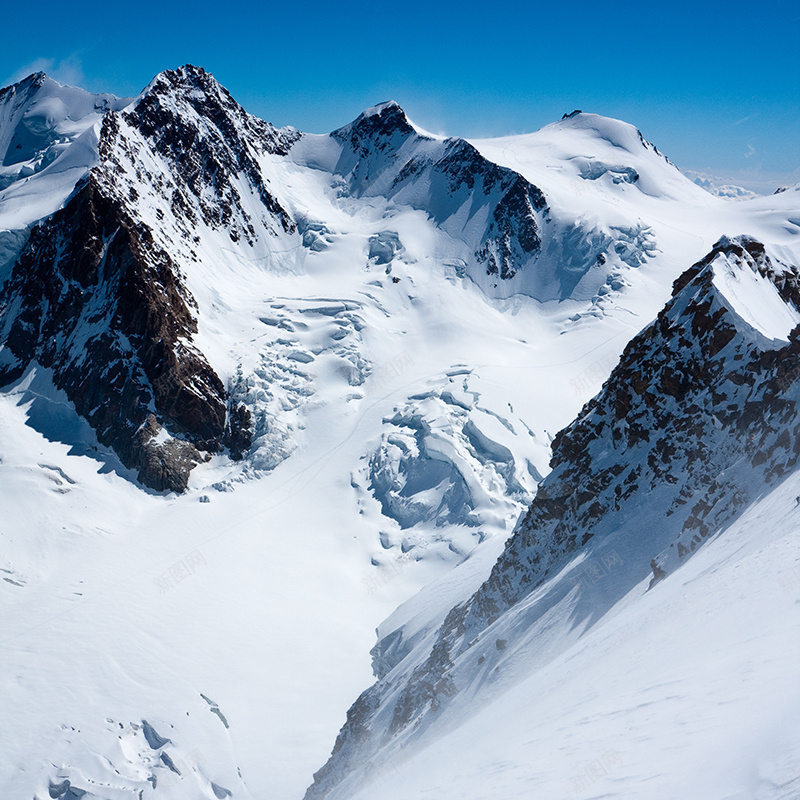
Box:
(745, 143, 756, 159)
(2, 55, 85, 89)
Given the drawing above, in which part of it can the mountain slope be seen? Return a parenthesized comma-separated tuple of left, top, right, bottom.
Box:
(343, 468, 800, 799)
(287, 100, 550, 296)
(1, 65, 798, 800)
(305, 234, 800, 799)
(0, 66, 306, 491)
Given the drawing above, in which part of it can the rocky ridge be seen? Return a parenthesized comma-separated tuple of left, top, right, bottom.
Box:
(326, 101, 548, 281)
(0, 65, 306, 491)
(304, 234, 800, 798)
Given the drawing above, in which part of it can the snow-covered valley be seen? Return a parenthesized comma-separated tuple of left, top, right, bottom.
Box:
(0, 66, 798, 800)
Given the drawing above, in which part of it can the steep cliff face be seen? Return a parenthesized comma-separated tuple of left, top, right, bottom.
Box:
(299, 101, 548, 283)
(108, 64, 299, 246)
(0, 66, 305, 491)
(0, 174, 227, 492)
(304, 234, 800, 798)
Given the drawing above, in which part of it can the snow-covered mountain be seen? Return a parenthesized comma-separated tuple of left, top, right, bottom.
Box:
(0, 66, 798, 800)
(293, 100, 548, 287)
(304, 232, 800, 799)
(0, 65, 304, 491)
(0, 72, 128, 192)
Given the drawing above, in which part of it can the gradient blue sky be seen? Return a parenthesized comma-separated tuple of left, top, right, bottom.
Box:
(3, 0, 798, 191)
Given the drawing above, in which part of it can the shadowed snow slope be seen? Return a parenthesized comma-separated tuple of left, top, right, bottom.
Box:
(1, 67, 799, 800)
(305, 235, 800, 800)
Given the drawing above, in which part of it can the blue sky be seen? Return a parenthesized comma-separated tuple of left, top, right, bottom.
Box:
(3, 0, 798, 190)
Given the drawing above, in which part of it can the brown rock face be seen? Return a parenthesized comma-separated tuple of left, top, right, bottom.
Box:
(0, 174, 229, 492)
(0, 65, 312, 491)
(302, 236, 800, 800)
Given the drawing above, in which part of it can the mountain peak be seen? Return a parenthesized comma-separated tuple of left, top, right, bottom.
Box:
(18, 71, 47, 88)
(141, 63, 226, 101)
(125, 63, 299, 175)
(545, 110, 655, 155)
(0, 71, 48, 99)
(674, 235, 800, 342)
(332, 99, 416, 144)
(362, 99, 404, 117)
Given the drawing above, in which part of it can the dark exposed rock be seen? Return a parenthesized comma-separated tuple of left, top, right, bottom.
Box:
(476, 170, 546, 279)
(304, 235, 800, 798)
(121, 65, 298, 241)
(224, 403, 253, 461)
(0, 65, 295, 491)
(0, 175, 224, 492)
(410, 138, 547, 280)
(648, 558, 666, 589)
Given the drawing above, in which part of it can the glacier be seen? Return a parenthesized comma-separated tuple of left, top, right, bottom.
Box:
(0, 65, 798, 800)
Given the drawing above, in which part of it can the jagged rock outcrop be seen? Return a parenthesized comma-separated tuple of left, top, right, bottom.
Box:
(0, 65, 304, 491)
(327, 101, 548, 281)
(111, 64, 299, 244)
(0, 174, 226, 491)
(304, 234, 800, 798)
